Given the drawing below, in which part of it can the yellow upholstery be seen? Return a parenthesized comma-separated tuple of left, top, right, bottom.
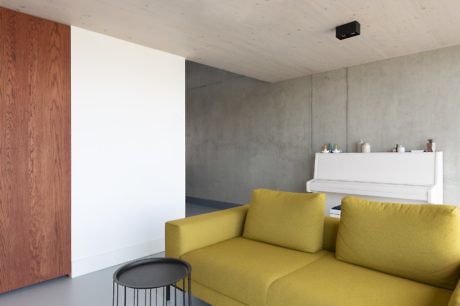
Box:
(268, 253, 453, 306)
(322, 216, 339, 252)
(450, 280, 460, 306)
(337, 196, 460, 289)
(165, 204, 337, 257)
(181, 237, 327, 306)
(165, 196, 460, 306)
(165, 205, 248, 258)
(243, 189, 325, 253)
(191, 281, 247, 306)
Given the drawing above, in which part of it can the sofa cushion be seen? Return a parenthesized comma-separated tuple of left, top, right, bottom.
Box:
(267, 253, 453, 306)
(243, 189, 325, 253)
(181, 237, 327, 306)
(336, 196, 460, 290)
(190, 281, 246, 306)
(449, 279, 460, 306)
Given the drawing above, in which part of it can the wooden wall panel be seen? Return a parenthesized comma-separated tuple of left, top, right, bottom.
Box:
(0, 7, 70, 293)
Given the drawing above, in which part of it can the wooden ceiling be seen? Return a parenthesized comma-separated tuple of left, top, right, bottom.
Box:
(2, 0, 460, 82)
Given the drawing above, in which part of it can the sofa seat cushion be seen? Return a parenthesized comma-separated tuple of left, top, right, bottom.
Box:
(449, 279, 460, 306)
(337, 196, 460, 289)
(243, 189, 325, 253)
(181, 237, 327, 306)
(267, 253, 453, 306)
(191, 281, 247, 306)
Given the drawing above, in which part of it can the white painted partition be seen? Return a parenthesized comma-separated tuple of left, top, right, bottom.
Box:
(71, 27, 185, 277)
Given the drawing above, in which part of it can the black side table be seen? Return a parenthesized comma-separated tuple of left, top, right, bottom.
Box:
(113, 258, 192, 306)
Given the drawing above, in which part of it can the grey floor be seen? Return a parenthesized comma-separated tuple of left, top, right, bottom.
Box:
(0, 204, 220, 306)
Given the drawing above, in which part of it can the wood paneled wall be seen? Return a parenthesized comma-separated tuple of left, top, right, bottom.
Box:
(0, 7, 70, 293)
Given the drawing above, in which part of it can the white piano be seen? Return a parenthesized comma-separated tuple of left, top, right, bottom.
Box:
(306, 152, 443, 215)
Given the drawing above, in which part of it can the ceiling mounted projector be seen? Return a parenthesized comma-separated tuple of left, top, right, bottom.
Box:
(336, 21, 360, 40)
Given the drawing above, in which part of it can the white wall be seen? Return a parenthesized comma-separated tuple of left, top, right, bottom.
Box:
(71, 27, 185, 277)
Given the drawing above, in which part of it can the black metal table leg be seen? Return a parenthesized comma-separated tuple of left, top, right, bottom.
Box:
(166, 285, 170, 301)
(188, 274, 192, 306)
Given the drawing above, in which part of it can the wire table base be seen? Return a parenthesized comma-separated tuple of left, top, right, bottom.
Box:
(112, 258, 192, 306)
(113, 284, 191, 306)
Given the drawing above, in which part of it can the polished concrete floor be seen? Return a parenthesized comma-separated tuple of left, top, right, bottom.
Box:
(0, 204, 220, 306)
(186, 203, 219, 216)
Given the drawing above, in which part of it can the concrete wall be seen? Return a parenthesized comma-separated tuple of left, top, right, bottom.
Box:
(186, 44, 460, 205)
(187, 63, 312, 204)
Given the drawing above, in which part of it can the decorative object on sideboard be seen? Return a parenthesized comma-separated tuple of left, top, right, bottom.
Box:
(321, 143, 342, 153)
(426, 139, 436, 152)
(391, 139, 438, 153)
(332, 144, 341, 153)
(357, 139, 364, 152)
(361, 142, 371, 153)
(396, 144, 406, 153)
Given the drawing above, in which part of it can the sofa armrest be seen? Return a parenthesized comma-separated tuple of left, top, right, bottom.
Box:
(165, 205, 249, 258)
(449, 279, 460, 306)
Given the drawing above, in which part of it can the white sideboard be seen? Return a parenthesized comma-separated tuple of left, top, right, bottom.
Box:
(307, 152, 443, 214)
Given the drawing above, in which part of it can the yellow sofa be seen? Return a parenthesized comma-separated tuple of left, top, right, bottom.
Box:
(166, 203, 460, 306)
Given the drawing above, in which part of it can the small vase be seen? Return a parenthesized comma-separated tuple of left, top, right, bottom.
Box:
(357, 140, 364, 152)
(361, 142, 371, 153)
(426, 139, 436, 152)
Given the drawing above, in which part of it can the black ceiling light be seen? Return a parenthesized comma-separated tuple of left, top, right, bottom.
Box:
(336, 21, 360, 40)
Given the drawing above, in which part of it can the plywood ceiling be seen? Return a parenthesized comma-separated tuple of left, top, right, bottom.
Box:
(2, 0, 460, 82)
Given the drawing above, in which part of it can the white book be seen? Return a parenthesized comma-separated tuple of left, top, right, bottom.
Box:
(329, 205, 341, 218)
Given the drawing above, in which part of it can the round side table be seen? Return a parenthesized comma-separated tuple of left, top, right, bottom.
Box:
(113, 258, 192, 306)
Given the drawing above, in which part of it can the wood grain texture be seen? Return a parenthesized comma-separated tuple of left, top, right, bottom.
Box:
(0, 7, 70, 293)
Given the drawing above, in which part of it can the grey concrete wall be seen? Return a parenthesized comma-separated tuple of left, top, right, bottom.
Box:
(186, 46, 460, 205)
(312, 69, 348, 153)
(186, 62, 312, 204)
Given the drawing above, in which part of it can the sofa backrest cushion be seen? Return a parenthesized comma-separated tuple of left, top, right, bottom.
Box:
(336, 196, 460, 290)
(243, 189, 325, 253)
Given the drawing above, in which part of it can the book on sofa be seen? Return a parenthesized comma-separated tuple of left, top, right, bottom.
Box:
(330, 204, 341, 217)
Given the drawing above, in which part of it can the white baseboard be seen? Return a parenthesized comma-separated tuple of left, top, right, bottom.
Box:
(71, 238, 164, 278)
